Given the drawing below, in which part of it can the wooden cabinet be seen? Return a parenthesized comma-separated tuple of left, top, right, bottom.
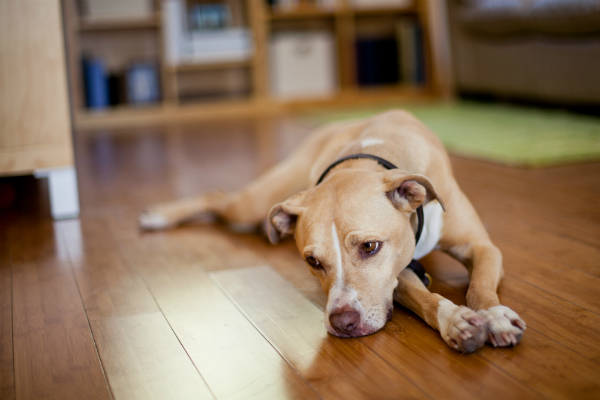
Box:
(0, 0, 80, 218)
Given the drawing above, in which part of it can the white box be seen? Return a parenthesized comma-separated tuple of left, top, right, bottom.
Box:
(269, 31, 337, 100)
(85, 0, 153, 20)
(184, 29, 253, 64)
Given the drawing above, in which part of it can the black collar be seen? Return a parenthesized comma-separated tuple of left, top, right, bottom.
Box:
(316, 153, 398, 185)
(316, 153, 430, 287)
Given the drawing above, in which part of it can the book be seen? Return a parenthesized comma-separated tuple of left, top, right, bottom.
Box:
(188, 3, 231, 31)
(162, 0, 253, 65)
(395, 17, 425, 85)
(355, 37, 399, 86)
(108, 72, 126, 106)
(126, 62, 160, 104)
(82, 56, 109, 109)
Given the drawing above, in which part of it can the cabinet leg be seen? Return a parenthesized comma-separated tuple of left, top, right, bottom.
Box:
(35, 166, 80, 219)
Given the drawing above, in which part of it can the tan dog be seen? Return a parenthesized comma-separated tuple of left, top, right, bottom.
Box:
(139, 110, 525, 352)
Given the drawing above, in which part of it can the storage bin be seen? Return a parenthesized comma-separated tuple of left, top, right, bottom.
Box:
(269, 31, 337, 99)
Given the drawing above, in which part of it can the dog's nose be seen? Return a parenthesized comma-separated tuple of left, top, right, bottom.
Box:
(330, 309, 359, 335)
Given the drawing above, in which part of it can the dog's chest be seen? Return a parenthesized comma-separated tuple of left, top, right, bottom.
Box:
(414, 202, 444, 259)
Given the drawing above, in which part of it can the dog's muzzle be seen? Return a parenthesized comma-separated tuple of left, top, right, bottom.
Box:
(329, 308, 360, 336)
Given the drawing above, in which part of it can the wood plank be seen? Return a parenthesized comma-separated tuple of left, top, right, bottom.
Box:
(451, 156, 600, 199)
(90, 312, 215, 400)
(361, 323, 543, 400)
(172, 59, 253, 73)
(482, 212, 600, 278)
(498, 276, 600, 364)
(451, 156, 599, 212)
(122, 234, 319, 400)
(450, 158, 600, 239)
(58, 218, 217, 399)
(497, 239, 600, 315)
(212, 265, 429, 400)
(58, 218, 159, 320)
(10, 220, 111, 400)
(236, 234, 329, 309)
(0, 222, 14, 400)
(465, 189, 600, 249)
(478, 332, 600, 400)
(422, 251, 600, 364)
(175, 226, 267, 271)
(419, 272, 600, 399)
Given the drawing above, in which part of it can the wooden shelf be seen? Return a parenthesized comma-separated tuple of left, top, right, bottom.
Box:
(351, 5, 417, 16)
(77, 13, 161, 32)
(73, 99, 281, 131)
(268, 6, 338, 20)
(267, 5, 418, 20)
(171, 59, 254, 73)
(73, 86, 435, 131)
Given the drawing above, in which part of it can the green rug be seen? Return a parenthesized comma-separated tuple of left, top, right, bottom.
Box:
(304, 101, 600, 167)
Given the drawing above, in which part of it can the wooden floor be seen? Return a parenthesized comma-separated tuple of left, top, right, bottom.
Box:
(1, 116, 600, 400)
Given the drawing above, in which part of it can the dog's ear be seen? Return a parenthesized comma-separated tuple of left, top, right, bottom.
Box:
(266, 192, 306, 245)
(382, 170, 445, 213)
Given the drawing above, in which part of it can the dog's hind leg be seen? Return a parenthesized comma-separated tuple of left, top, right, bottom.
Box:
(139, 158, 310, 231)
(394, 268, 487, 353)
(138, 190, 231, 230)
(138, 124, 331, 231)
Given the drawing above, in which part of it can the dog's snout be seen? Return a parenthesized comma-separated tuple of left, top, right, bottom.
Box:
(330, 309, 359, 335)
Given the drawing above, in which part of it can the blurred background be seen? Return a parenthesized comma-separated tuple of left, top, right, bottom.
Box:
(65, 0, 450, 123)
(1, 0, 600, 217)
(64, 0, 600, 121)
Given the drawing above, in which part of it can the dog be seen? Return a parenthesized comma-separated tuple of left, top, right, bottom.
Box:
(139, 110, 525, 352)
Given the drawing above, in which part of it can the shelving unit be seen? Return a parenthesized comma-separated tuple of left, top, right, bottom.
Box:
(76, 13, 162, 31)
(63, 0, 439, 131)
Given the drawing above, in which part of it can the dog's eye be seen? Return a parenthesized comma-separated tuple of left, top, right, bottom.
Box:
(363, 242, 378, 252)
(306, 256, 322, 269)
(361, 242, 381, 256)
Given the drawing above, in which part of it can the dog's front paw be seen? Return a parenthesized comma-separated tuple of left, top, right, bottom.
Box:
(438, 301, 486, 353)
(478, 305, 526, 347)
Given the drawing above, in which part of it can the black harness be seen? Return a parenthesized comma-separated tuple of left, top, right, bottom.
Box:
(316, 153, 431, 288)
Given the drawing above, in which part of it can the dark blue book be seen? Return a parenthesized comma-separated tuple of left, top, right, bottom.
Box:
(414, 23, 425, 84)
(82, 57, 109, 109)
(356, 39, 377, 86)
(356, 37, 399, 86)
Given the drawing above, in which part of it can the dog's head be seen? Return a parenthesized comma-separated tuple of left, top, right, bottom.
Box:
(267, 168, 443, 337)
